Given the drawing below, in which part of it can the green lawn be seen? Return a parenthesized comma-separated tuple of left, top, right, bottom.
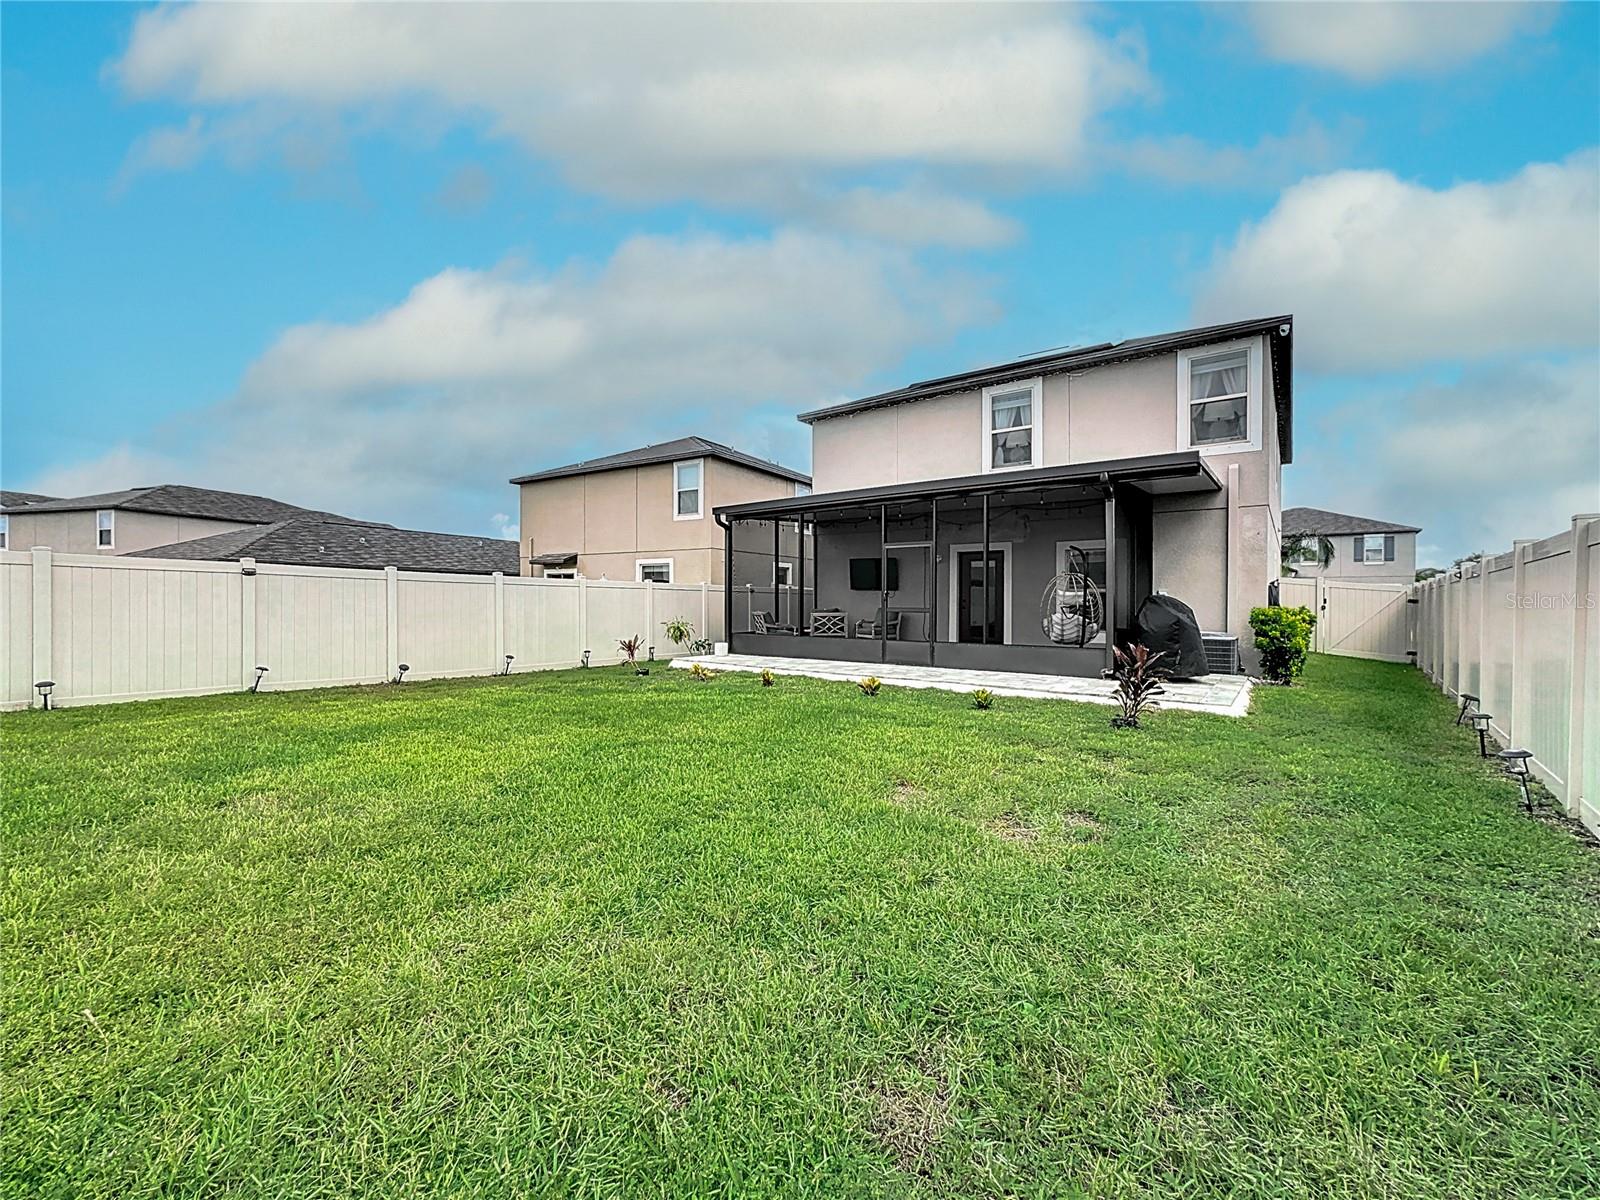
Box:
(3, 656, 1596, 1199)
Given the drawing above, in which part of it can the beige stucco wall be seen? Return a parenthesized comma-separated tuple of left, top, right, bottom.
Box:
(517, 457, 801, 583)
(3, 510, 254, 556)
(807, 334, 1285, 663)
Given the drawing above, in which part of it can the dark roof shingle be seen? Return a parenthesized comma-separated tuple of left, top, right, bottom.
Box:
(0, 490, 57, 508)
(0, 483, 380, 525)
(510, 436, 809, 486)
(1282, 506, 1421, 536)
(128, 518, 520, 576)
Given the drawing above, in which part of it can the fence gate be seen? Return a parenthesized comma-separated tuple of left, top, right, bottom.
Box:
(1277, 576, 1413, 662)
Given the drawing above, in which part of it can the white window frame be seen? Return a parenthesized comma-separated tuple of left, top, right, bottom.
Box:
(673, 458, 704, 521)
(0, 515, 7, 551)
(981, 377, 1043, 473)
(96, 509, 115, 548)
(543, 568, 577, 579)
(1177, 338, 1261, 456)
(794, 482, 812, 497)
(773, 561, 793, 588)
(1360, 535, 1387, 564)
(636, 558, 674, 584)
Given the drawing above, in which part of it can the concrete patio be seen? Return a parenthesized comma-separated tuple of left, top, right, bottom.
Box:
(669, 653, 1253, 717)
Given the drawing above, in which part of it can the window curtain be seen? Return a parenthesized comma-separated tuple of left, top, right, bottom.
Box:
(1192, 354, 1247, 399)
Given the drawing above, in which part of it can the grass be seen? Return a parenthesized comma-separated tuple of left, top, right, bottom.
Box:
(3, 655, 1597, 1199)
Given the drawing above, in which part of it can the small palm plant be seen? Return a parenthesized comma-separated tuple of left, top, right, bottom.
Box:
(618, 635, 647, 674)
(971, 688, 994, 710)
(1107, 644, 1167, 729)
(760, 668, 777, 687)
(858, 676, 882, 697)
(688, 662, 716, 682)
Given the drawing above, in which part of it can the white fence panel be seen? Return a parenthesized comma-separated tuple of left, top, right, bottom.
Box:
(1320, 580, 1411, 663)
(0, 549, 727, 712)
(1409, 516, 1599, 836)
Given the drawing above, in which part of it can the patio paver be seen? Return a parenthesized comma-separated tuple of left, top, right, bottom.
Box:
(670, 653, 1253, 716)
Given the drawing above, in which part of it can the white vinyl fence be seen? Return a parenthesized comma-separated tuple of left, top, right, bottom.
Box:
(1410, 515, 1600, 837)
(0, 548, 723, 711)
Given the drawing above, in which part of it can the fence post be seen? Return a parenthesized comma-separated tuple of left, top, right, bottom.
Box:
(1508, 540, 1534, 749)
(578, 575, 589, 662)
(30, 546, 52, 708)
(385, 566, 400, 679)
(239, 557, 258, 689)
(1565, 515, 1599, 819)
(493, 571, 505, 671)
(1477, 551, 1492, 715)
(646, 578, 656, 654)
(1313, 576, 1328, 652)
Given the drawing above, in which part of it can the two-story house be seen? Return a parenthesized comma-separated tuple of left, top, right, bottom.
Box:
(511, 437, 810, 584)
(1282, 507, 1420, 584)
(714, 316, 1292, 676)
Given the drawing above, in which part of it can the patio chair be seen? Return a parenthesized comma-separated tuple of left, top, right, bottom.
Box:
(854, 608, 902, 640)
(808, 610, 849, 638)
(751, 611, 795, 635)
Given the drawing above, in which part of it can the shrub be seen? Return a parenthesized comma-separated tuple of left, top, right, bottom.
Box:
(1107, 644, 1167, 729)
(971, 688, 994, 710)
(857, 676, 882, 697)
(1250, 605, 1316, 684)
(688, 663, 717, 682)
(759, 669, 776, 687)
(618, 635, 644, 669)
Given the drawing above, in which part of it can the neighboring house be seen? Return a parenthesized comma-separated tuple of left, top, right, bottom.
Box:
(0, 491, 57, 550)
(510, 437, 810, 584)
(1282, 507, 1420, 583)
(714, 315, 1294, 676)
(126, 518, 519, 576)
(0, 484, 377, 557)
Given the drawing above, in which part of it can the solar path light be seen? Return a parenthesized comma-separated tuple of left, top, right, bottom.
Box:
(34, 680, 54, 710)
(1455, 693, 1479, 726)
(251, 666, 269, 693)
(1496, 748, 1535, 812)
(1471, 711, 1494, 757)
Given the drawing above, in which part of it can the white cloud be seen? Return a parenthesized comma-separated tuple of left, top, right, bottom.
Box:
(491, 513, 518, 541)
(30, 229, 987, 533)
(21, 444, 179, 500)
(1287, 357, 1600, 564)
(1111, 118, 1362, 190)
(1195, 151, 1600, 371)
(1242, 1, 1556, 81)
(109, 3, 1147, 242)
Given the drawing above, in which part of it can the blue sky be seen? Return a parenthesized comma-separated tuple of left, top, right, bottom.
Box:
(3, 2, 1596, 567)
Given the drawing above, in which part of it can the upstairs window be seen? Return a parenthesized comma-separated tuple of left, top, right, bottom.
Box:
(0, 515, 7, 550)
(673, 459, 703, 520)
(1359, 534, 1394, 563)
(774, 561, 793, 587)
(983, 378, 1041, 472)
(96, 509, 115, 548)
(1187, 350, 1249, 445)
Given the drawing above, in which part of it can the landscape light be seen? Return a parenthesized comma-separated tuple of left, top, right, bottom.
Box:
(1455, 693, 1479, 726)
(393, 663, 409, 684)
(34, 680, 54, 710)
(1471, 711, 1494, 757)
(1496, 749, 1535, 812)
(648, 645, 655, 662)
(582, 650, 591, 668)
(251, 665, 269, 693)
(500, 654, 514, 676)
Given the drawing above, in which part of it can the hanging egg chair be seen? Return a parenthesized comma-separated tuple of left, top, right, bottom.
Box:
(1040, 545, 1104, 647)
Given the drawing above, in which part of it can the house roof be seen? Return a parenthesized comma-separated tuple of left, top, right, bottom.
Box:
(1282, 506, 1421, 536)
(127, 518, 520, 576)
(797, 315, 1296, 463)
(0, 482, 381, 526)
(510, 436, 810, 486)
(716, 450, 1221, 521)
(0, 490, 57, 508)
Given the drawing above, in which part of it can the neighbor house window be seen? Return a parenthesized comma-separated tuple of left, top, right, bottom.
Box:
(543, 569, 577, 579)
(96, 509, 114, 548)
(794, 483, 811, 497)
(636, 559, 673, 584)
(774, 562, 793, 587)
(983, 378, 1041, 472)
(0, 516, 7, 550)
(1359, 535, 1393, 563)
(673, 459, 703, 519)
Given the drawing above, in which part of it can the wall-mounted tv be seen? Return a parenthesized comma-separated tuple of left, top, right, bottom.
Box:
(849, 556, 900, 591)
